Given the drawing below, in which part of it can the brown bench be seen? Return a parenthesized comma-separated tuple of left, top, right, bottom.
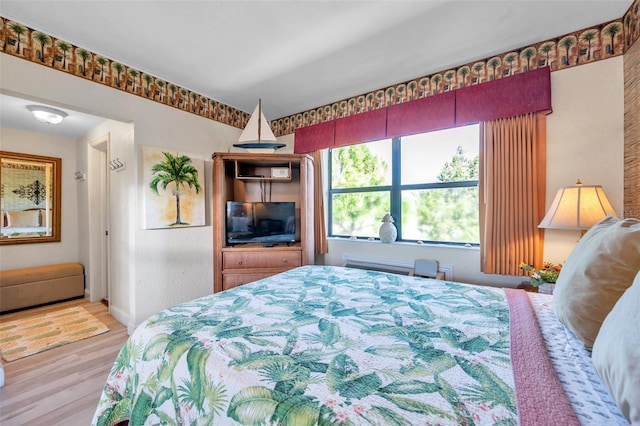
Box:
(0, 263, 85, 312)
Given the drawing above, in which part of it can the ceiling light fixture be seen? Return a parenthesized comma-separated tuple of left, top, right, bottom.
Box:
(233, 99, 285, 153)
(26, 105, 68, 125)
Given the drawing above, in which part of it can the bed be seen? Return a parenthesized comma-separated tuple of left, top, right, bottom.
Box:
(91, 265, 632, 426)
(1, 208, 48, 237)
(0, 225, 48, 238)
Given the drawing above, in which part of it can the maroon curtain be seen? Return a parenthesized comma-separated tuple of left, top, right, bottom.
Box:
(294, 67, 551, 152)
(456, 67, 551, 126)
(335, 108, 387, 147)
(386, 91, 455, 138)
(294, 121, 335, 154)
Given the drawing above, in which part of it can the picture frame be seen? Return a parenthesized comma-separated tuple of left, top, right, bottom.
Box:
(141, 145, 205, 229)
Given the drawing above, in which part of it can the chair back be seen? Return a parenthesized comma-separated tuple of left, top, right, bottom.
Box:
(413, 259, 439, 278)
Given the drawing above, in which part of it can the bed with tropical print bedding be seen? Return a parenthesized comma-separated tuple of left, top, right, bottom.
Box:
(92, 265, 580, 426)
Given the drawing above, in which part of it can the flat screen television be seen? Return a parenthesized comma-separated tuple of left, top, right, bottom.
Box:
(226, 201, 296, 245)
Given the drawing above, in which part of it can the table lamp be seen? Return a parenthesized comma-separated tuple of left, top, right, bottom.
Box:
(538, 179, 618, 235)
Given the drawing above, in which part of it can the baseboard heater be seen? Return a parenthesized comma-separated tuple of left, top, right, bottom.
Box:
(341, 253, 452, 281)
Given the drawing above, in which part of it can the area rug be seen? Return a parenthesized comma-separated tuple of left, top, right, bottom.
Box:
(0, 306, 109, 362)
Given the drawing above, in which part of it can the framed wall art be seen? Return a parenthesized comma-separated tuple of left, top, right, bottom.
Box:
(141, 145, 205, 229)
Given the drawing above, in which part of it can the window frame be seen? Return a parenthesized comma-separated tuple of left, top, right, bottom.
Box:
(328, 134, 480, 246)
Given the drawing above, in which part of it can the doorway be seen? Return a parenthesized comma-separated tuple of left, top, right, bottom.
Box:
(88, 134, 110, 308)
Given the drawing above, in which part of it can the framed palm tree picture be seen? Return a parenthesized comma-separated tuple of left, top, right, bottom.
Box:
(141, 145, 205, 229)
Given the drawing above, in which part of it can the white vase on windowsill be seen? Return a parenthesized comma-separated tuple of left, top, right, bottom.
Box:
(379, 213, 397, 243)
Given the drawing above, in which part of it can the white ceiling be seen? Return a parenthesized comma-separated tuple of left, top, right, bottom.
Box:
(0, 93, 106, 139)
(0, 0, 633, 138)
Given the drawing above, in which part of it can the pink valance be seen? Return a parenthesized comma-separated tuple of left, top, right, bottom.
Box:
(386, 91, 456, 138)
(335, 108, 387, 147)
(455, 67, 552, 125)
(294, 67, 551, 153)
(294, 120, 335, 154)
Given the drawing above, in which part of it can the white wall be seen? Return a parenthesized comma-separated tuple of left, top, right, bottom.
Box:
(544, 57, 624, 262)
(0, 127, 79, 270)
(323, 57, 625, 287)
(1, 53, 290, 331)
(76, 119, 135, 326)
(0, 51, 624, 326)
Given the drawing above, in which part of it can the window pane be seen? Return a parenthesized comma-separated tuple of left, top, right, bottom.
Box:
(402, 187, 479, 244)
(331, 139, 391, 188)
(331, 192, 390, 237)
(401, 124, 479, 184)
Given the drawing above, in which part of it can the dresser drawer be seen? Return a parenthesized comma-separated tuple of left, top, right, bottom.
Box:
(222, 272, 279, 290)
(223, 251, 302, 270)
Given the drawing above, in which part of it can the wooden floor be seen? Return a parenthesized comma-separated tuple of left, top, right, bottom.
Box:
(0, 299, 129, 425)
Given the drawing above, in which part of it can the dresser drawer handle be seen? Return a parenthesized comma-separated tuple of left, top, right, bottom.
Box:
(283, 259, 288, 264)
(238, 260, 243, 265)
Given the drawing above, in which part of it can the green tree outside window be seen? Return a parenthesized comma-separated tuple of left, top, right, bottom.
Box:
(330, 129, 479, 244)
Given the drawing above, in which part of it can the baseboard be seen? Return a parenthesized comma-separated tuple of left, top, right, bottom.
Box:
(108, 304, 131, 334)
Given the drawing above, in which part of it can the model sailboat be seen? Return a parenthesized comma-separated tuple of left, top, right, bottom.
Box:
(234, 99, 285, 153)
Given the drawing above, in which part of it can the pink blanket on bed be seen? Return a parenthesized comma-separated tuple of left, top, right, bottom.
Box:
(506, 288, 580, 426)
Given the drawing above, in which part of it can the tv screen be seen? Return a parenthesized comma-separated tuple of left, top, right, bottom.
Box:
(226, 201, 296, 245)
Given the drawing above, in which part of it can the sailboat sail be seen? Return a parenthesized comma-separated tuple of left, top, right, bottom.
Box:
(238, 102, 277, 143)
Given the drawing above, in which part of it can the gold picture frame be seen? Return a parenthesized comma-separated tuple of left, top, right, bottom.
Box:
(0, 151, 61, 244)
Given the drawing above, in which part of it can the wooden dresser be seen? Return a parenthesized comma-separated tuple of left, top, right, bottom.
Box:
(212, 152, 314, 292)
(221, 246, 303, 290)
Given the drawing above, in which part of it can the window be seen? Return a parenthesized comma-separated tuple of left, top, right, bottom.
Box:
(329, 124, 480, 245)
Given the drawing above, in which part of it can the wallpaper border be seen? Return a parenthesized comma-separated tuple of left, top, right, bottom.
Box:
(1, 0, 639, 136)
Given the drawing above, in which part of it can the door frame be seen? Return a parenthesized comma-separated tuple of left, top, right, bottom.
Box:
(87, 133, 110, 306)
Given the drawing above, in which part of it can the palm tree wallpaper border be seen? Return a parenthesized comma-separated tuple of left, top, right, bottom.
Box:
(1, 1, 639, 135)
(142, 146, 205, 230)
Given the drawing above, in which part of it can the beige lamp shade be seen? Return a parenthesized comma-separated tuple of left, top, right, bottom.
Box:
(539, 180, 618, 230)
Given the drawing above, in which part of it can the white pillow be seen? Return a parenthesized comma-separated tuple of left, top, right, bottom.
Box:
(592, 270, 640, 425)
(552, 215, 640, 348)
(6, 210, 41, 228)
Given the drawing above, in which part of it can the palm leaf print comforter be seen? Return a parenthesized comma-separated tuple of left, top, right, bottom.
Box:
(92, 265, 575, 425)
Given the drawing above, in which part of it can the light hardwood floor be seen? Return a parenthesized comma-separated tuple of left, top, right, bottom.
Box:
(0, 299, 129, 425)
